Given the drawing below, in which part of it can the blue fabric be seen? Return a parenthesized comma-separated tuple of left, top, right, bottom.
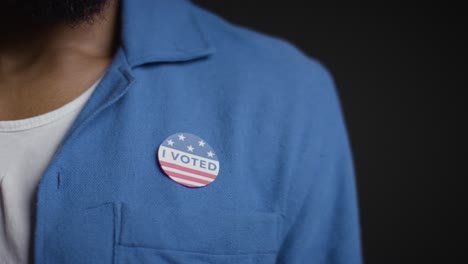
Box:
(33, 0, 362, 263)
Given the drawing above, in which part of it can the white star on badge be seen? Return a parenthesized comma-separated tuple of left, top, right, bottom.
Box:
(178, 134, 186, 141)
(167, 139, 174, 146)
(187, 145, 194, 152)
(198, 140, 206, 147)
(207, 151, 215, 158)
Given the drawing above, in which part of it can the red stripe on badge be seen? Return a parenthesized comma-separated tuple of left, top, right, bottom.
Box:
(164, 170, 212, 185)
(159, 161, 217, 179)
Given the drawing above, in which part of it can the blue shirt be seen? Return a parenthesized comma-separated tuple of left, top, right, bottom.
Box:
(33, 0, 362, 263)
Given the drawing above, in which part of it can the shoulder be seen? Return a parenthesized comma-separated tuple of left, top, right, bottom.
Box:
(188, 3, 346, 167)
(190, 3, 337, 110)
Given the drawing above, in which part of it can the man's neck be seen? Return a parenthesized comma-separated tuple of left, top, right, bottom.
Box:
(0, 0, 119, 121)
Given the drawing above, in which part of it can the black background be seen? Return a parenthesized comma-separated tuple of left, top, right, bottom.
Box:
(192, 1, 464, 263)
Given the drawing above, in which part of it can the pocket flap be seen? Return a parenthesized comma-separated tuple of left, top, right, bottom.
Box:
(118, 203, 280, 255)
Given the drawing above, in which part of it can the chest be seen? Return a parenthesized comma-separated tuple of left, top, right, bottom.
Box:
(33, 106, 287, 264)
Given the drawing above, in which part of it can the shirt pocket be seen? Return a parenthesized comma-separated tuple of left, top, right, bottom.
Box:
(113, 203, 281, 264)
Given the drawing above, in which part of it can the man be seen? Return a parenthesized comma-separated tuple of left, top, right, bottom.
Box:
(0, 0, 362, 263)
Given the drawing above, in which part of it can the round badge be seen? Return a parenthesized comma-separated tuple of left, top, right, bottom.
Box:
(157, 133, 220, 188)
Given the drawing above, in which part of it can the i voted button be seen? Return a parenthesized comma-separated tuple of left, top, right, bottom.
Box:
(157, 133, 220, 188)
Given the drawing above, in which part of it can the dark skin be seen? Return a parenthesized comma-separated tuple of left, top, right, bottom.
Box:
(0, 0, 119, 120)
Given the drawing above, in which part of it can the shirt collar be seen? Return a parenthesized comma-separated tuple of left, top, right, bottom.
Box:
(121, 0, 216, 67)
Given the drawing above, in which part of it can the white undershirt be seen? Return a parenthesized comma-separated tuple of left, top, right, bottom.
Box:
(0, 79, 100, 264)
